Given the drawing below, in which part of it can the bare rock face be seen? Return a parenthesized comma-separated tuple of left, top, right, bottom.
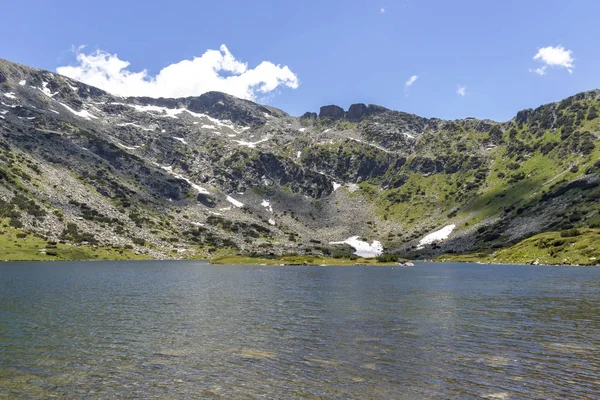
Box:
(319, 105, 345, 120)
(300, 112, 317, 121)
(346, 103, 367, 122)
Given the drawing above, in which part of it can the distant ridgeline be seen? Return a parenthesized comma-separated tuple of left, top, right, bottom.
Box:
(0, 57, 599, 264)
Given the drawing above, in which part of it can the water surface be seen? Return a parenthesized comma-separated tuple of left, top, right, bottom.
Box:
(1, 261, 599, 399)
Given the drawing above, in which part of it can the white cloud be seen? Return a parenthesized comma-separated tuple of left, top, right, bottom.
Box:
(56, 45, 299, 100)
(380, 7, 386, 13)
(405, 75, 418, 87)
(456, 84, 466, 97)
(532, 45, 574, 74)
(404, 74, 418, 96)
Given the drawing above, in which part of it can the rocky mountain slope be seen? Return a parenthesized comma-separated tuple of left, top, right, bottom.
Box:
(1, 58, 599, 263)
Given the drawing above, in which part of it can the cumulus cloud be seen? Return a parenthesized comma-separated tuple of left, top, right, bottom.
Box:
(404, 74, 418, 96)
(56, 45, 299, 100)
(456, 84, 466, 97)
(380, 7, 386, 13)
(531, 45, 574, 75)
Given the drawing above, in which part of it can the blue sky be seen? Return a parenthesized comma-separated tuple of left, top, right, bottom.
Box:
(2, 0, 598, 121)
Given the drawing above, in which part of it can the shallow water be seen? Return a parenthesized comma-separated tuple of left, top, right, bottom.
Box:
(1, 261, 599, 399)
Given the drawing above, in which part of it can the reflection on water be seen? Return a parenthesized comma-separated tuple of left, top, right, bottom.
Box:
(1, 261, 599, 399)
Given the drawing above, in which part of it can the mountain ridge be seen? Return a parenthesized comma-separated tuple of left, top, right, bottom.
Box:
(1, 57, 600, 265)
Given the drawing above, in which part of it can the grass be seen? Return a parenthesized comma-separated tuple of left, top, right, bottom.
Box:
(0, 223, 149, 261)
(437, 228, 600, 266)
(210, 254, 401, 266)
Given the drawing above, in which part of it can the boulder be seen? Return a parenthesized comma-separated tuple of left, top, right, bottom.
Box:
(197, 193, 217, 208)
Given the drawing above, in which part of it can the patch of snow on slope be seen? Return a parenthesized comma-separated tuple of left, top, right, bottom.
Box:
(40, 82, 58, 97)
(298, 128, 306, 132)
(226, 195, 244, 208)
(116, 143, 140, 150)
(58, 103, 97, 120)
(261, 199, 273, 212)
(18, 80, 26, 86)
(201, 124, 216, 130)
(67, 82, 78, 92)
(297, 151, 302, 159)
(330, 236, 383, 258)
(268, 218, 276, 226)
(333, 182, 342, 191)
(0, 110, 7, 115)
(417, 224, 455, 250)
(3, 92, 16, 99)
(49, 109, 60, 114)
(160, 165, 209, 194)
(173, 137, 188, 145)
(403, 132, 415, 139)
(233, 137, 269, 148)
(323, 129, 331, 133)
(129, 104, 182, 118)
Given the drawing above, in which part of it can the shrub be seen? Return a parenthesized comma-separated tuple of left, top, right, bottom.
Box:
(561, 228, 581, 238)
(377, 253, 399, 262)
(9, 218, 22, 228)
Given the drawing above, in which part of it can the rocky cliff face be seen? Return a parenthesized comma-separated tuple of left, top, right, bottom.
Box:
(0, 57, 599, 260)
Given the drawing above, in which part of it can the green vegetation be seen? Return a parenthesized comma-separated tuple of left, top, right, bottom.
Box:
(0, 222, 149, 261)
(437, 228, 600, 266)
(210, 254, 400, 266)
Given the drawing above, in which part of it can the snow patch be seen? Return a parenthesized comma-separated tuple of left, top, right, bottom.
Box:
(160, 165, 209, 194)
(0, 110, 7, 115)
(201, 124, 216, 130)
(323, 129, 331, 133)
(261, 199, 273, 212)
(332, 182, 342, 191)
(173, 137, 188, 145)
(58, 102, 97, 120)
(233, 137, 269, 148)
(49, 109, 60, 115)
(18, 80, 26, 86)
(330, 236, 383, 258)
(268, 218, 276, 226)
(296, 151, 302, 159)
(226, 195, 244, 208)
(298, 128, 306, 132)
(39, 82, 58, 97)
(417, 224, 455, 250)
(66, 82, 78, 92)
(3, 92, 16, 99)
(116, 143, 140, 151)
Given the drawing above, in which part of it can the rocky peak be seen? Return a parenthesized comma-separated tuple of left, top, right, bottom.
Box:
(346, 103, 367, 121)
(300, 112, 318, 121)
(319, 105, 345, 120)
